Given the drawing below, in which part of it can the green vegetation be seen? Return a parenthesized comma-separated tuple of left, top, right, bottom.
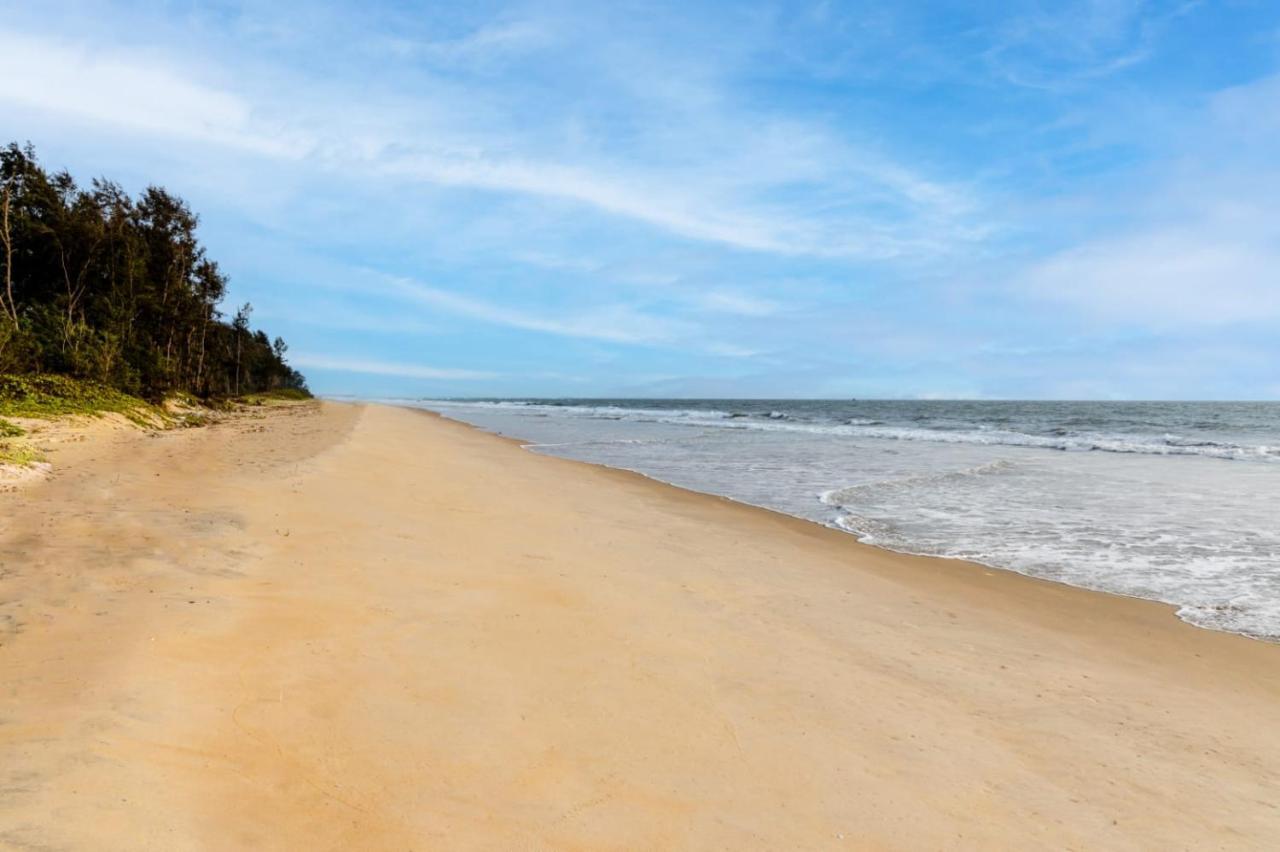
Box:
(0, 409, 37, 467)
(175, 411, 212, 428)
(0, 373, 163, 426)
(0, 440, 43, 467)
(0, 373, 317, 469)
(237, 387, 314, 405)
(0, 142, 306, 401)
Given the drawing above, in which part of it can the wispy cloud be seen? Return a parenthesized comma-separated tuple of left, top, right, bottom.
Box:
(0, 24, 987, 261)
(1022, 71, 1280, 330)
(385, 278, 694, 345)
(690, 290, 783, 317)
(703, 342, 769, 358)
(1025, 226, 1280, 326)
(980, 0, 1201, 89)
(377, 152, 817, 255)
(410, 20, 552, 67)
(3, 0, 1276, 398)
(0, 31, 305, 157)
(289, 355, 496, 380)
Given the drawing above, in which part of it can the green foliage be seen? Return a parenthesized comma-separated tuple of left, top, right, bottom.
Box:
(263, 387, 313, 400)
(0, 442, 44, 467)
(0, 373, 162, 425)
(0, 413, 38, 467)
(238, 387, 314, 405)
(0, 142, 307, 400)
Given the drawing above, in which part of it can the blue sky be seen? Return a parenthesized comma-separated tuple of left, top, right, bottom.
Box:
(2, 0, 1278, 399)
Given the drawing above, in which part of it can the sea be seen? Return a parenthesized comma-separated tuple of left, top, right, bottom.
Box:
(404, 399, 1280, 641)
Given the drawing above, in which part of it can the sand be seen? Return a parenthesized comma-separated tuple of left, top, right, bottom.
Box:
(0, 400, 1277, 850)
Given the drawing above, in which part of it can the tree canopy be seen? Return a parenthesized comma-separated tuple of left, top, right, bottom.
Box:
(0, 142, 306, 400)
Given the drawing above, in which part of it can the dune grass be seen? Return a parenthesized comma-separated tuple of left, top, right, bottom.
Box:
(0, 414, 38, 467)
(0, 374, 311, 469)
(0, 374, 166, 426)
(236, 387, 314, 406)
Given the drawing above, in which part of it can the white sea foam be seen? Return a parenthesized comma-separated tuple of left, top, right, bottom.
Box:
(423, 399, 1280, 462)
(819, 459, 1019, 506)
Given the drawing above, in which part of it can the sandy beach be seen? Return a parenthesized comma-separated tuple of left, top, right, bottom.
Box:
(1, 400, 1277, 850)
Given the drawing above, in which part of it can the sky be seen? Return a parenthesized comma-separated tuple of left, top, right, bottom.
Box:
(1, 0, 1278, 399)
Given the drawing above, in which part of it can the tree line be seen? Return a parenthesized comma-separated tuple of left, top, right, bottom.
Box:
(0, 142, 306, 400)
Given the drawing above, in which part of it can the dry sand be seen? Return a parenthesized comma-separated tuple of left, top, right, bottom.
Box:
(1, 401, 1277, 850)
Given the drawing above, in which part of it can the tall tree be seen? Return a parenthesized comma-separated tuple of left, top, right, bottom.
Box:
(233, 302, 252, 396)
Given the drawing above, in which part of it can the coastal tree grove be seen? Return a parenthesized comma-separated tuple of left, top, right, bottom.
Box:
(0, 142, 306, 399)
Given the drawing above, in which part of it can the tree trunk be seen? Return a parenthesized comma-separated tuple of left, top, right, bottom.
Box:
(196, 316, 208, 395)
(0, 185, 17, 327)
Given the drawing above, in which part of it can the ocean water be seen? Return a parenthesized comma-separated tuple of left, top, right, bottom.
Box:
(407, 399, 1280, 641)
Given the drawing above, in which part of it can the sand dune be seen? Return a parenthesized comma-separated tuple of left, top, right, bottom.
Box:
(1, 401, 1277, 849)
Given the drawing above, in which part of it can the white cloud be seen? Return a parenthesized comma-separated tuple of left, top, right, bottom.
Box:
(0, 31, 305, 157)
(289, 355, 496, 380)
(0, 25, 987, 261)
(377, 151, 855, 256)
(981, 0, 1177, 89)
(704, 342, 768, 358)
(1022, 71, 1280, 331)
(1025, 226, 1280, 327)
(386, 278, 694, 344)
(414, 20, 552, 66)
(265, 309, 442, 336)
(692, 290, 782, 317)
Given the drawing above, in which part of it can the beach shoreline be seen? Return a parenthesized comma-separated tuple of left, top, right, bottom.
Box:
(1, 400, 1277, 849)
(420, 404, 1258, 643)
(418, 398, 1280, 643)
